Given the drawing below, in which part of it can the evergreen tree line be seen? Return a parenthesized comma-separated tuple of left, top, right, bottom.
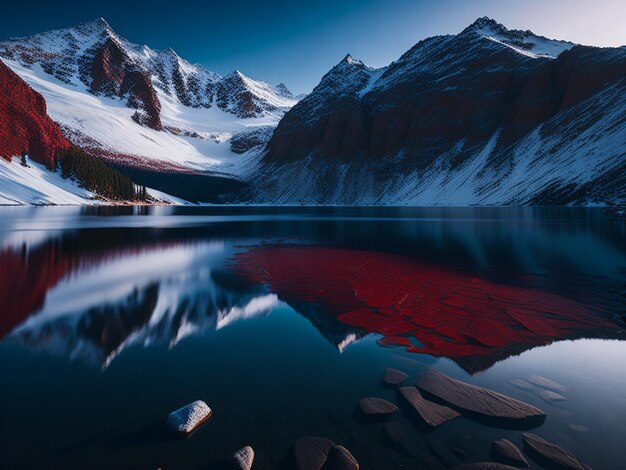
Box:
(54, 147, 148, 201)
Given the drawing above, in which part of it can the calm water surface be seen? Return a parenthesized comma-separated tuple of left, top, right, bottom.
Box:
(0, 206, 625, 469)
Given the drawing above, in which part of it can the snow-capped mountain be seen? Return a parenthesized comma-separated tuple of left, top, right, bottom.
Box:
(1, 16, 624, 205)
(259, 17, 626, 205)
(0, 18, 298, 179)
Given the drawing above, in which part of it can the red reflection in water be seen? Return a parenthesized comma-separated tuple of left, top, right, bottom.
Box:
(0, 239, 179, 338)
(233, 246, 620, 372)
(0, 245, 73, 337)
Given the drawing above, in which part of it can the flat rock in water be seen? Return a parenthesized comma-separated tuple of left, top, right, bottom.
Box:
(539, 390, 567, 402)
(165, 400, 212, 434)
(399, 386, 459, 427)
(323, 445, 359, 470)
(490, 439, 528, 468)
(528, 375, 567, 393)
(522, 433, 590, 470)
(452, 463, 520, 470)
(231, 446, 254, 470)
(415, 369, 545, 421)
(384, 367, 409, 385)
(358, 397, 398, 416)
(295, 436, 335, 470)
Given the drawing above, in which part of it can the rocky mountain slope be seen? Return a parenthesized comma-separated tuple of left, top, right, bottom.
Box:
(259, 18, 626, 205)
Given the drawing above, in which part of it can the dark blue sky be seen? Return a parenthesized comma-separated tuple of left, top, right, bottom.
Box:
(1, 0, 624, 94)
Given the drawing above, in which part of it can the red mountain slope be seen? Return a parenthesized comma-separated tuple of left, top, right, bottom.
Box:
(0, 59, 70, 166)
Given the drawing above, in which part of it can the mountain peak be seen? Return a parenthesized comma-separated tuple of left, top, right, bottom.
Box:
(275, 83, 293, 99)
(226, 69, 247, 81)
(340, 54, 364, 66)
(76, 17, 113, 34)
(164, 47, 180, 58)
(462, 16, 575, 59)
(464, 16, 508, 35)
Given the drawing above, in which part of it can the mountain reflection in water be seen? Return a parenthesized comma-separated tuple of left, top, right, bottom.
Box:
(0, 206, 624, 374)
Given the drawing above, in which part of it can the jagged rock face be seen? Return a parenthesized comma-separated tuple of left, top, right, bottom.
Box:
(0, 59, 70, 165)
(146, 48, 218, 109)
(262, 18, 626, 205)
(89, 38, 162, 129)
(215, 71, 285, 118)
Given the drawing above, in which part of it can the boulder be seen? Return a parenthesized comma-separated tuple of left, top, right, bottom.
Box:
(490, 439, 528, 468)
(522, 433, 590, 470)
(165, 400, 212, 434)
(231, 446, 254, 470)
(415, 370, 545, 422)
(398, 386, 459, 427)
(323, 445, 359, 470)
(295, 437, 359, 470)
(295, 436, 335, 470)
(384, 367, 408, 385)
(358, 397, 398, 416)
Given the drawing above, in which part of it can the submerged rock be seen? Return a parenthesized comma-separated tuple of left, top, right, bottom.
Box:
(231, 446, 254, 470)
(452, 463, 520, 469)
(415, 370, 545, 422)
(509, 379, 535, 392)
(384, 367, 408, 385)
(358, 397, 398, 416)
(295, 437, 359, 470)
(539, 390, 567, 402)
(295, 436, 335, 470)
(165, 400, 212, 434)
(568, 424, 589, 433)
(522, 433, 590, 470)
(323, 445, 359, 470)
(490, 439, 529, 468)
(528, 375, 567, 393)
(383, 422, 410, 454)
(398, 386, 459, 427)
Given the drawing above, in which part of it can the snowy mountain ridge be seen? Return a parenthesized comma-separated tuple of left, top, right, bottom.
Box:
(0, 17, 296, 117)
(1, 16, 625, 206)
(0, 18, 298, 180)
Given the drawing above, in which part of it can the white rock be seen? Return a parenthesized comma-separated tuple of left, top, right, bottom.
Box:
(231, 446, 255, 470)
(165, 400, 212, 433)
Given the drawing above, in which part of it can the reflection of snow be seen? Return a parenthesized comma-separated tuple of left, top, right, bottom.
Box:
(7, 241, 284, 368)
(337, 333, 360, 353)
(216, 294, 280, 329)
(14, 242, 226, 330)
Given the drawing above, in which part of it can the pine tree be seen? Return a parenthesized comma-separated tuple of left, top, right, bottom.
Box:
(57, 147, 140, 201)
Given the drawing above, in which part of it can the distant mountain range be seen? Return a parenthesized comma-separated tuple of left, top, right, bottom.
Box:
(1, 17, 624, 205)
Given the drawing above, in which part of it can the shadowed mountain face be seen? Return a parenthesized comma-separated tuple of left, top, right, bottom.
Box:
(260, 18, 626, 205)
(232, 245, 624, 373)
